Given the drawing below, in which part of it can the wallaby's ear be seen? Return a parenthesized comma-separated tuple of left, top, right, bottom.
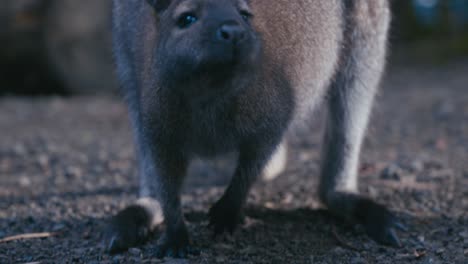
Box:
(146, 0, 171, 12)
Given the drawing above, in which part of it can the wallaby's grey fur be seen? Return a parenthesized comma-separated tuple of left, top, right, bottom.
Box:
(108, 0, 402, 258)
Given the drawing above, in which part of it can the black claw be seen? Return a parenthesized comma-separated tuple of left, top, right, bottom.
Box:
(394, 221, 408, 232)
(106, 235, 120, 254)
(354, 198, 406, 247)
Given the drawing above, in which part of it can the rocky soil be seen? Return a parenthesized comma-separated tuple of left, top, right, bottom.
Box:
(0, 61, 467, 263)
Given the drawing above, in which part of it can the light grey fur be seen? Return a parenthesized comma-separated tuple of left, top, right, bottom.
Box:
(109, 0, 399, 255)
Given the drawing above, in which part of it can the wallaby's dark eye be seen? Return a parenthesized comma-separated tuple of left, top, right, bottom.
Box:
(177, 13, 198, 29)
(240, 10, 252, 22)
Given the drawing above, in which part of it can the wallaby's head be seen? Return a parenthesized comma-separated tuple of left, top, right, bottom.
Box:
(147, 0, 261, 96)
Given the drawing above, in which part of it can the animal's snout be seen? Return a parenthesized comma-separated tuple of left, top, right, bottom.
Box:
(216, 22, 246, 44)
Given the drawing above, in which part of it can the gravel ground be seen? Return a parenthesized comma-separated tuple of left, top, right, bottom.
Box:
(1, 60, 468, 263)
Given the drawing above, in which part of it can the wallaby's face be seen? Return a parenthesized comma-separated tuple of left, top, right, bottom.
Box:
(149, 0, 261, 94)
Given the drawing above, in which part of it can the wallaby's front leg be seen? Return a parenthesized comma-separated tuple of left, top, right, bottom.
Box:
(106, 103, 191, 258)
(209, 137, 282, 234)
(107, 140, 191, 257)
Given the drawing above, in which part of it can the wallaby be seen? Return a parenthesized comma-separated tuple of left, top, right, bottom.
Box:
(108, 0, 402, 258)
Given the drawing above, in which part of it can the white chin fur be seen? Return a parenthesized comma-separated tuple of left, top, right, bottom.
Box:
(262, 142, 287, 181)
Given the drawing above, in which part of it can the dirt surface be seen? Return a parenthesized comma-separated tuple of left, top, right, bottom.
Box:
(1, 61, 468, 263)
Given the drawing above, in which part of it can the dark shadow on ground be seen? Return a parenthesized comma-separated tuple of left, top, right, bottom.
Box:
(4, 204, 464, 263)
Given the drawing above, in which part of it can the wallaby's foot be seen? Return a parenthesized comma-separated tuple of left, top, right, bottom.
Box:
(354, 197, 407, 247)
(105, 205, 154, 254)
(208, 196, 244, 235)
(153, 225, 197, 258)
(324, 192, 406, 247)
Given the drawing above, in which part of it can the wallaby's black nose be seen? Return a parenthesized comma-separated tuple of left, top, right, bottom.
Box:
(217, 23, 246, 44)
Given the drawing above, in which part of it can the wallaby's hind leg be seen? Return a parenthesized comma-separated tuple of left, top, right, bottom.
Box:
(319, 1, 405, 246)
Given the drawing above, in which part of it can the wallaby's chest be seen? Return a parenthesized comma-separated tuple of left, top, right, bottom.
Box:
(183, 100, 246, 157)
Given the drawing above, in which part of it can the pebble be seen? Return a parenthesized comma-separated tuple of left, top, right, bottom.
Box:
(350, 256, 366, 264)
(435, 248, 445, 255)
(12, 144, 27, 155)
(128, 247, 141, 256)
(112, 255, 123, 262)
(215, 256, 227, 263)
(417, 235, 425, 244)
(18, 176, 31, 187)
(458, 231, 468, 238)
(331, 247, 347, 255)
(434, 100, 454, 120)
(37, 154, 49, 167)
(367, 186, 379, 198)
(410, 159, 424, 172)
(421, 258, 435, 264)
(53, 223, 66, 231)
(380, 164, 402, 181)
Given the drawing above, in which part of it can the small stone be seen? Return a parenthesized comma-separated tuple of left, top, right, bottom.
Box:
(18, 176, 31, 187)
(434, 100, 454, 120)
(458, 231, 468, 238)
(215, 256, 227, 263)
(37, 154, 49, 167)
(414, 248, 427, 259)
(332, 247, 347, 255)
(112, 255, 123, 264)
(409, 160, 424, 172)
(350, 256, 366, 264)
(52, 223, 66, 232)
(128, 247, 141, 256)
(73, 248, 87, 255)
(367, 186, 379, 198)
(65, 166, 83, 178)
(380, 164, 402, 181)
(421, 258, 434, 264)
(13, 144, 27, 155)
(435, 248, 445, 255)
(417, 235, 425, 244)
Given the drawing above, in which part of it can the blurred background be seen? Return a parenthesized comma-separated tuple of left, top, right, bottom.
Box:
(0, 0, 467, 95)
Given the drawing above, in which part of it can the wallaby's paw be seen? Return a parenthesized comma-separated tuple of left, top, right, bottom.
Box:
(105, 205, 153, 254)
(208, 197, 244, 236)
(153, 227, 198, 259)
(355, 198, 407, 247)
